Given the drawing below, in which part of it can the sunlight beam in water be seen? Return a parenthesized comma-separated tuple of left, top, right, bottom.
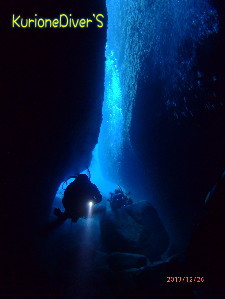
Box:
(53, 0, 218, 221)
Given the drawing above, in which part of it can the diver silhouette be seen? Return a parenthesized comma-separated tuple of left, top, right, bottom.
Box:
(108, 187, 133, 210)
(54, 174, 102, 222)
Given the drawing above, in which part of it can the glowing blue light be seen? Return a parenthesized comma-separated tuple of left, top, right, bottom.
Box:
(53, 0, 218, 212)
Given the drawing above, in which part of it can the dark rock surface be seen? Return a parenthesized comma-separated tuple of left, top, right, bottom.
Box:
(186, 171, 225, 295)
(100, 201, 169, 261)
(126, 1, 225, 252)
(0, 1, 107, 297)
(108, 252, 148, 271)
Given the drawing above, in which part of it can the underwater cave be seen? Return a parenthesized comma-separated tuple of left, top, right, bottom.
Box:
(1, 0, 225, 298)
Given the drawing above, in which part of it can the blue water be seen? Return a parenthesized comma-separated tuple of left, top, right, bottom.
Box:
(54, 0, 218, 208)
(91, 0, 218, 193)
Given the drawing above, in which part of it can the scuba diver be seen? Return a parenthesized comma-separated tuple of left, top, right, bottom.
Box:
(108, 187, 133, 211)
(54, 173, 102, 222)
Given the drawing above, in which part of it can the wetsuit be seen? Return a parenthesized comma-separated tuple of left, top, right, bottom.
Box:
(62, 175, 102, 220)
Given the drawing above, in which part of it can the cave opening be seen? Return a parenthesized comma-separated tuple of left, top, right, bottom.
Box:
(47, 0, 225, 296)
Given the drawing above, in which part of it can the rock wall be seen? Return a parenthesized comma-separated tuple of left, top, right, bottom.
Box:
(129, 1, 225, 251)
(0, 1, 107, 296)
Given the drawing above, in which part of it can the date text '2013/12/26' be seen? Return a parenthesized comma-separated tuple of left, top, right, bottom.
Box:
(166, 276, 205, 283)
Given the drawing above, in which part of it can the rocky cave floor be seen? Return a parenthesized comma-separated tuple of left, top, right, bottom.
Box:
(37, 200, 224, 299)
